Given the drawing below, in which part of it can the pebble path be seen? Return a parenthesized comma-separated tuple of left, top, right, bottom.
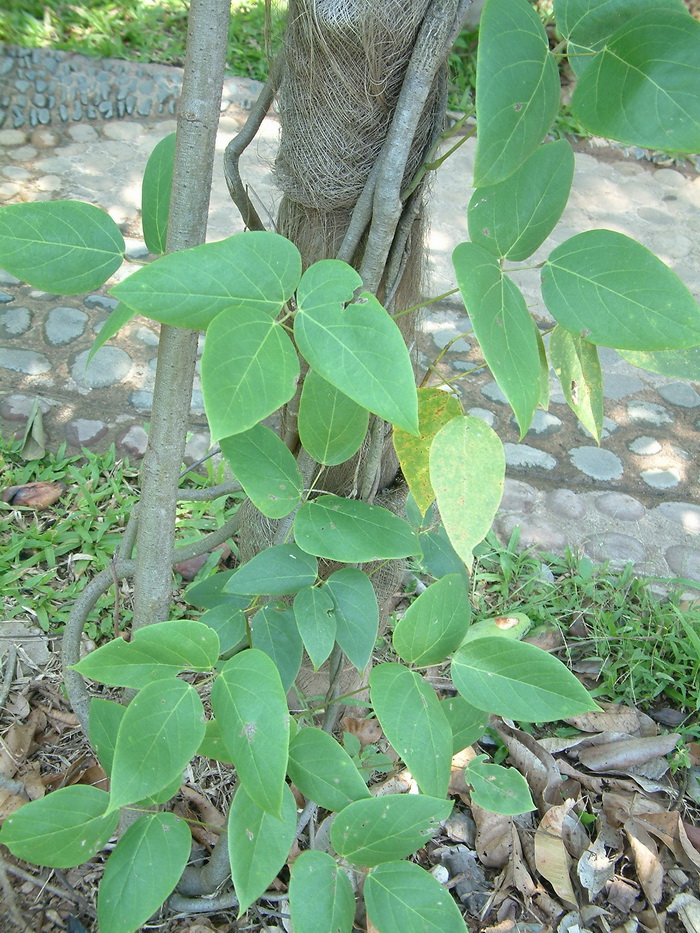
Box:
(0, 46, 698, 592)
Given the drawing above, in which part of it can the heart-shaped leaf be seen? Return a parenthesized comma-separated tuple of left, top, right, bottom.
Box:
(220, 424, 303, 519)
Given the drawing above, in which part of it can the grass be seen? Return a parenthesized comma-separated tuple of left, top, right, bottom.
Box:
(1, 433, 238, 641)
(471, 530, 700, 722)
(0, 0, 287, 83)
(3, 433, 699, 738)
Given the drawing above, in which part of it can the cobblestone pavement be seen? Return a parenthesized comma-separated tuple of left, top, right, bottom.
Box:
(0, 47, 699, 591)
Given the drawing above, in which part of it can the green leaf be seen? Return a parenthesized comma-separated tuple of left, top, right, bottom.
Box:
(87, 302, 136, 365)
(111, 231, 301, 329)
(459, 611, 532, 646)
(429, 416, 505, 563)
(0, 201, 124, 293)
(542, 230, 700, 350)
(197, 718, 234, 763)
(451, 637, 599, 722)
(0, 785, 118, 868)
(393, 388, 463, 515)
(370, 664, 452, 798)
(224, 544, 318, 596)
(199, 605, 247, 657)
(202, 308, 299, 442)
(417, 527, 470, 584)
(549, 325, 603, 442)
(554, 0, 687, 76)
(288, 728, 371, 811)
(141, 132, 175, 255)
(185, 570, 251, 610)
(535, 323, 551, 410)
(295, 260, 418, 434)
(441, 696, 490, 754)
(618, 345, 700, 381)
(220, 424, 303, 519)
(392, 574, 471, 667)
(570, 10, 700, 152)
(453, 242, 540, 434)
(211, 649, 290, 815)
(89, 697, 125, 776)
(98, 812, 191, 933)
(71, 639, 181, 689)
(330, 795, 453, 867)
(469, 140, 575, 261)
(109, 679, 205, 811)
(474, 0, 560, 186)
(293, 585, 337, 670)
(365, 860, 466, 933)
(298, 369, 369, 466)
(251, 604, 303, 692)
(324, 568, 380, 671)
(72, 620, 219, 688)
(229, 782, 297, 916)
(465, 754, 535, 816)
(290, 849, 355, 933)
(133, 619, 220, 669)
(294, 495, 419, 562)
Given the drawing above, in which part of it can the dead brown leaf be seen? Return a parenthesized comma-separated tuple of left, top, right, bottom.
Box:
(172, 543, 231, 581)
(566, 704, 657, 738)
(577, 835, 615, 900)
(636, 812, 700, 872)
(669, 893, 700, 933)
(1, 480, 66, 509)
(578, 734, 680, 773)
(492, 720, 566, 811)
(0, 709, 46, 778)
(471, 802, 514, 868)
(341, 715, 383, 748)
(534, 798, 578, 908)
(625, 818, 664, 906)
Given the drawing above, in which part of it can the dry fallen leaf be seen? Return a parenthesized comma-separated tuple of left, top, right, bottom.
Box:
(471, 801, 514, 868)
(1, 480, 66, 509)
(669, 893, 700, 933)
(172, 542, 231, 581)
(625, 818, 664, 906)
(566, 704, 657, 738)
(577, 835, 615, 900)
(578, 734, 680, 773)
(534, 798, 578, 908)
(492, 719, 565, 811)
(341, 715, 383, 748)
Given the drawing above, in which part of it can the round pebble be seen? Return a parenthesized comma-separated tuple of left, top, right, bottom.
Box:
(117, 424, 149, 457)
(45, 306, 87, 345)
(499, 479, 538, 513)
(481, 381, 508, 405)
(65, 418, 108, 447)
(516, 410, 562, 438)
(569, 446, 624, 481)
(545, 489, 585, 520)
(67, 124, 99, 142)
(497, 514, 567, 553)
(71, 346, 132, 388)
(102, 121, 144, 141)
(1, 165, 30, 181)
(627, 400, 673, 426)
(628, 436, 662, 456)
(640, 467, 681, 490)
(503, 443, 557, 471)
(0, 347, 50, 374)
(130, 389, 153, 410)
(584, 533, 647, 567)
(1, 394, 51, 421)
(467, 407, 496, 427)
(578, 416, 618, 440)
(594, 492, 645, 522)
(30, 127, 61, 148)
(658, 382, 700, 409)
(0, 306, 31, 337)
(84, 294, 119, 312)
(654, 502, 700, 536)
(0, 129, 27, 145)
(665, 545, 700, 584)
(0, 182, 21, 199)
(602, 373, 644, 400)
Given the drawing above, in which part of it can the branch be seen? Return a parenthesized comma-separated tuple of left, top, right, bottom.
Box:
(359, 0, 467, 292)
(131, 0, 231, 634)
(223, 57, 284, 230)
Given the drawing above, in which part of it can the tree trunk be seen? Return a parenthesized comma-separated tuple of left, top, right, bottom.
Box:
(233, 0, 470, 697)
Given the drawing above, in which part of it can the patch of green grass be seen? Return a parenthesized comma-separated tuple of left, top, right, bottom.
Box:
(0, 0, 287, 82)
(1, 434, 238, 641)
(471, 531, 700, 721)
